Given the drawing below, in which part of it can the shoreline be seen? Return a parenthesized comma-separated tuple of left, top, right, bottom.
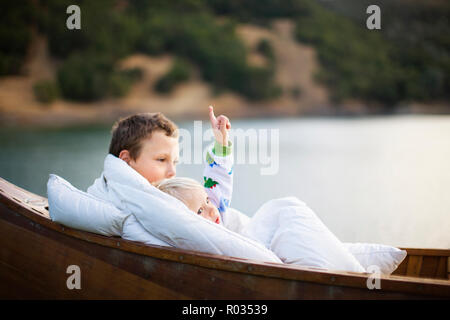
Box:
(1, 104, 449, 130)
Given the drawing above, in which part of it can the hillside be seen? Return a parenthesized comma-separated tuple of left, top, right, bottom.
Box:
(0, 0, 449, 127)
(0, 19, 332, 127)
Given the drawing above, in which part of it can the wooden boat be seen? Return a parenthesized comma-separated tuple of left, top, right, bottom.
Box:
(0, 177, 449, 299)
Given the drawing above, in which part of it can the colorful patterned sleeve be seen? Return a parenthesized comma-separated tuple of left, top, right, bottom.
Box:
(203, 140, 234, 219)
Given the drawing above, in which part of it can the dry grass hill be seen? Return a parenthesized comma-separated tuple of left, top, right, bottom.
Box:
(0, 19, 333, 127)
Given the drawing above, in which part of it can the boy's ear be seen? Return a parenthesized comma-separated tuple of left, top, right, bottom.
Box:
(118, 150, 131, 164)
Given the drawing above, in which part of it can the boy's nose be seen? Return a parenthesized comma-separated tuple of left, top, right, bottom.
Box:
(166, 164, 176, 178)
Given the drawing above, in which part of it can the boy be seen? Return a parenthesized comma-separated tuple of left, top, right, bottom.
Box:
(108, 112, 179, 184)
(107, 107, 230, 186)
(87, 107, 233, 240)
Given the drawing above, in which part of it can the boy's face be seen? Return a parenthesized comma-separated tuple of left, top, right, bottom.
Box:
(184, 188, 221, 224)
(127, 130, 179, 184)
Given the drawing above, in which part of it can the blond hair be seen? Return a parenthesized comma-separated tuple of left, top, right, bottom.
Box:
(155, 177, 203, 204)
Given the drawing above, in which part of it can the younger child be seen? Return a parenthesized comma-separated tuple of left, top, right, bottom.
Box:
(156, 177, 222, 224)
(156, 105, 234, 225)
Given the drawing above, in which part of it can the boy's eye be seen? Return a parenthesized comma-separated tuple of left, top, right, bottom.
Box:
(197, 208, 203, 215)
(206, 198, 209, 204)
(157, 158, 165, 162)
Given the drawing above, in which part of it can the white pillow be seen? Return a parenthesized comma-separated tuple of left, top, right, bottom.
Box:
(343, 242, 407, 274)
(243, 197, 366, 273)
(47, 174, 129, 236)
(122, 214, 172, 247)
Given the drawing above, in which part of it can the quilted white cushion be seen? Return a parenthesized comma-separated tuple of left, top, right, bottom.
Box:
(243, 197, 366, 273)
(343, 242, 407, 274)
(47, 174, 129, 236)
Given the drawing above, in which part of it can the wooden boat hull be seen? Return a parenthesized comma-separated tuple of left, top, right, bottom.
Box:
(0, 177, 449, 299)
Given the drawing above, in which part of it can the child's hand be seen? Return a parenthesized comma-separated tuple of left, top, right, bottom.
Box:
(209, 105, 231, 146)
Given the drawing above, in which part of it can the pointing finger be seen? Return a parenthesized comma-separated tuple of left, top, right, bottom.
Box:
(208, 105, 216, 123)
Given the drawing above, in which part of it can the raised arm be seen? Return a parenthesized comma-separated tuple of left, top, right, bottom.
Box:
(203, 106, 233, 216)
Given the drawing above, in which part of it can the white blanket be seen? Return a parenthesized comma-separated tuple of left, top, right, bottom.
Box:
(242, 197, 366, 272)
(87, 155, 281, 263)
(86, 155, 365, 272)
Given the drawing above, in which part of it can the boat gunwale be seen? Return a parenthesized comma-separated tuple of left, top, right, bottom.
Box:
(1, 177, 449, 298)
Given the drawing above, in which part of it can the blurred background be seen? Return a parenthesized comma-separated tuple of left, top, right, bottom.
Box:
(0, 0, 449, 248)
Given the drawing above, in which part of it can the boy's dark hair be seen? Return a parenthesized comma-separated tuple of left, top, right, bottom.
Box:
(109, 112, 178, 160)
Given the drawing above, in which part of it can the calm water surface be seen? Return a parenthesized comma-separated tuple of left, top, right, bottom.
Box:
(1, 115, 449, 248)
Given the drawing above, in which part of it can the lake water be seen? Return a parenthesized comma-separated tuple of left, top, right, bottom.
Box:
(1, 115, 449, 249)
